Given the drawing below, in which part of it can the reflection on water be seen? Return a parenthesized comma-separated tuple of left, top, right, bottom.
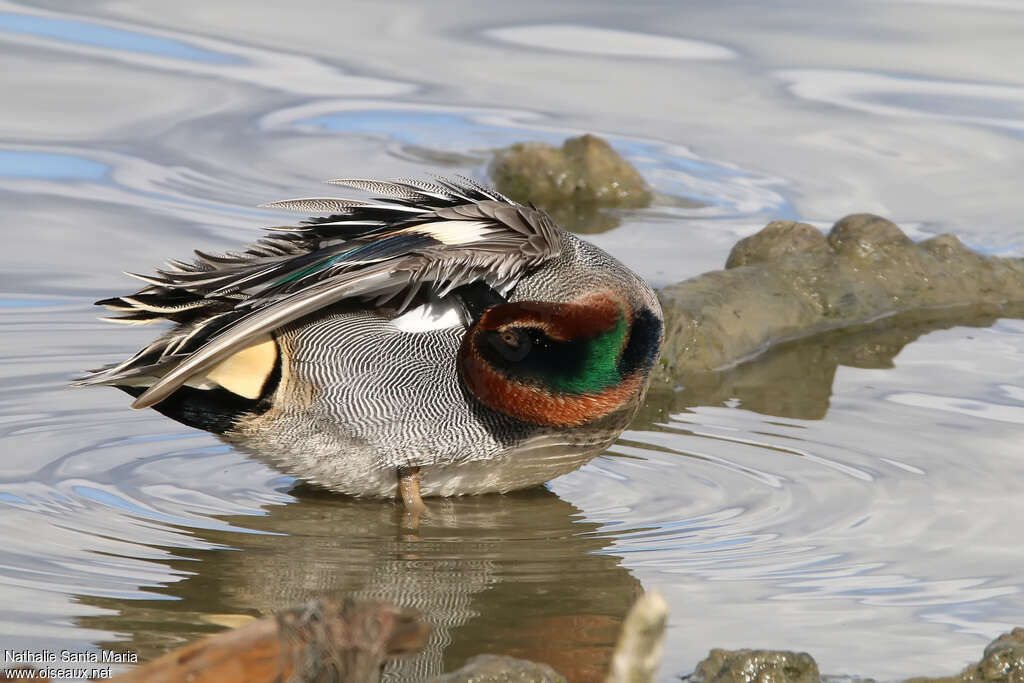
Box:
(777, 70, 1024, 133)
(77, 489, 640, 681)
(644, 305, 1024, 421)
(3, 0, 1024, 680)
(484, 24, 738, 61)
(260, 99, 787, 225)
(0, 11, 243, 64)
(0, 0, 411, 97)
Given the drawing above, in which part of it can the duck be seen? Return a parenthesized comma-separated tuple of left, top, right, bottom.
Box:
(77, 177, 664, 514)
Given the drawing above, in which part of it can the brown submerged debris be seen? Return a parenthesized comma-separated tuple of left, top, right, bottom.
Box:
(658, 214, 1024, 381)
(100, 590, 667, 683)
(109, 598, 429, 683)
(490, 134, 654, 233)
(6, 598, 1023, 683)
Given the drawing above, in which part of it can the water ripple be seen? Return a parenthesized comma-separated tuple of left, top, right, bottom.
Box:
(2, 2, 1024, 678)
(0, 1, 413, 97)
(777, 69, 1024, 133)
(260, 99, 791, 220)
(484, 24, 737, 61)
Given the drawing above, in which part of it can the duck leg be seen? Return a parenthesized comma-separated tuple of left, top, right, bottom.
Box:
(397, 466, 426, 528)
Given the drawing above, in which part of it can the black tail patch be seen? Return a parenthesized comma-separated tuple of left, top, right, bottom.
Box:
(117, 353, 282, 435)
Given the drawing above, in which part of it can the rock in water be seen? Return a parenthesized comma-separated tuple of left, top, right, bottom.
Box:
(686, 648, 821, 683)
(658, 214, 1024, 379)
(490, 134, 653, 232)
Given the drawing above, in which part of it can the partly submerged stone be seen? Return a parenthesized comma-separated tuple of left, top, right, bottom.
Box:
(686, 648, 821, 683)
(491, 134, 652, 208)
(724, 220, 830, 269)
(674, 627, 1024, 683)
(657, 214, 1024, 380)
(431, 654, 567, 683)
(906, 628, 1024, 683)
(490, 134, 653, 232)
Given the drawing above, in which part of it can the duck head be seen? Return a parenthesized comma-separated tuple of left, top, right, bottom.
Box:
(459, 289, 663, 427)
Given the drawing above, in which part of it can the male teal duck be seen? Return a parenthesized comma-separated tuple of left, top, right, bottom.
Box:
(78, 177, 664, 512)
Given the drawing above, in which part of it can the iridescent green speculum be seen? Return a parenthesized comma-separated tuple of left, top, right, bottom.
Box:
(547, 313, 629, 395)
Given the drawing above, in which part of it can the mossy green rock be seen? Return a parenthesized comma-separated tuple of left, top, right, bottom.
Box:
(906, 628, 1024, 683)
(687, 648, 821, 683)
(657, 214, 1024, 379)
(725, 220, 830, 269)
(490, 134, 652, 232)
(491, 134, 652, 208)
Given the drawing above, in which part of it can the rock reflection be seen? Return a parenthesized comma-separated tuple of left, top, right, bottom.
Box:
(75, 487, 641, 681)
(642, 306, 1024, 422)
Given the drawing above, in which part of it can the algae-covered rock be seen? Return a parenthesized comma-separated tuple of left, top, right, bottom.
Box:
(431, 654, 567, 682)
(686, 648, 821, 683)
(673, 628, 1024, 683)
(491, 134, 652, 207)
(725, 220, 830, 269)
(490, 134, 653, 232)
(657, 215, 1024, 380)
(826, 213, 913, 256)
(906, 628, 1024, 683)
(974, 629, 1024, 683)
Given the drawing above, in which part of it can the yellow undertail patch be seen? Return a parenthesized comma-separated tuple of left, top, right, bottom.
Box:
(202, 335, 278, 399)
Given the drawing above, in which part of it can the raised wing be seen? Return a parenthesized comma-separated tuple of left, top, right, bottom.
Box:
(78, 177, 562, 409)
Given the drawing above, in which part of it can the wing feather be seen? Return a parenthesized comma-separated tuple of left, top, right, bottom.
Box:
(77, 177, 563, 410)
(259, 197, 374, 213)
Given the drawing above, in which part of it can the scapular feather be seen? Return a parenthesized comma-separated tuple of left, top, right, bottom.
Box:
(75, 176, 563, 411)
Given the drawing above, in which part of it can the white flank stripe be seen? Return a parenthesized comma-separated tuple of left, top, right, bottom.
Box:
(391, 298, 464, 333)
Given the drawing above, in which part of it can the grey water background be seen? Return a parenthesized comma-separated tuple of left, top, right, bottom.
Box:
(1, 1, 1024, 680)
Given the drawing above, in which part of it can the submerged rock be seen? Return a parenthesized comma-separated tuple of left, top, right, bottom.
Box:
(906, 628, 1024, 683)
(657, 214, 1024, 381)
(431, 654, 567, 682)
(490, 134, 653, 232)
(686, 648, 821, 683)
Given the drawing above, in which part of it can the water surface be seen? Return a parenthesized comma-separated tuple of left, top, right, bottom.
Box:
(2, 1, 1023, 680)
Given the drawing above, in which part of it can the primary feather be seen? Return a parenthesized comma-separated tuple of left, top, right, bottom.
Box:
(76, 177, 562, 410)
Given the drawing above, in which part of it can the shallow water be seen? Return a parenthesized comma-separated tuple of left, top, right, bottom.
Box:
(1, 1, 1024, 680)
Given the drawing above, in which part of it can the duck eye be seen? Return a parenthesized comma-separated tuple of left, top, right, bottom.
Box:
(487, 328, 532, 362)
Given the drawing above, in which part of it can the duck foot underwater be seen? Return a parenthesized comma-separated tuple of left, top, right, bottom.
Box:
(397, 466, 426, 527)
